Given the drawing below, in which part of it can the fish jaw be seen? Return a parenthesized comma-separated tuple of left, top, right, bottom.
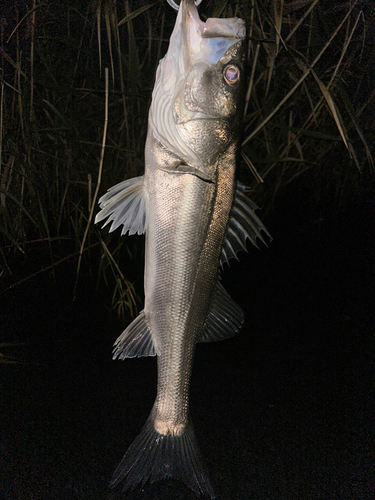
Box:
(161, 0, 245, 78)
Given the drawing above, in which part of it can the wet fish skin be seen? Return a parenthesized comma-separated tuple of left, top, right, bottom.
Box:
(95, 0, 269, 497)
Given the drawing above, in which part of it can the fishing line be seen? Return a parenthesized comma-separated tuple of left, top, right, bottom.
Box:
(166, 0, 202, 11)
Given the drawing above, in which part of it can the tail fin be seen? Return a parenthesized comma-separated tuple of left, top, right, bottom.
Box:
(110, 407, 216, 498)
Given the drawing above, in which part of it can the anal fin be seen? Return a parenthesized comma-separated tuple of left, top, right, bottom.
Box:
(113, 310, 158, 359)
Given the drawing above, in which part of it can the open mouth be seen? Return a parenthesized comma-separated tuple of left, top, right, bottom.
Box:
(178, 0, 245, 67)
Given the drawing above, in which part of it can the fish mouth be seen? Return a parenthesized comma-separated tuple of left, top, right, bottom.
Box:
(180, 0, 245, 68)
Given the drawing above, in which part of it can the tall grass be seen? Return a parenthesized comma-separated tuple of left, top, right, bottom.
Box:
(0, 0, 373, 318)
(237, 0, 374, 211)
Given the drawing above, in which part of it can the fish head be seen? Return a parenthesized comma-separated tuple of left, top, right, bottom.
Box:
(150, 0, 246, 174)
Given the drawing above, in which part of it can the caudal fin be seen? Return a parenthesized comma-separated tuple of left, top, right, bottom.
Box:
(110, 407, 216, 498)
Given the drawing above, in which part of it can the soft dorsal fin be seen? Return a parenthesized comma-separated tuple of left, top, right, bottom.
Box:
(220, 181, 270, 267)
(199, 281, 244, 342)
(95, 175, 148, 235)
(112, 310, 158, 359)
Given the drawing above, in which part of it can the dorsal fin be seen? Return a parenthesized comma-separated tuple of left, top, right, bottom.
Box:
(199, 281, 244, 342)
(95, 175, 148, 236)
(220, 181, 271, 267)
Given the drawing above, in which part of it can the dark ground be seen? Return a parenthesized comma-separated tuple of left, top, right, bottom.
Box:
(1, 177, 374, 500)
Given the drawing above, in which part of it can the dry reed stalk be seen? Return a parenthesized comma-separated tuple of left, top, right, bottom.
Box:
(75, 67, 109, 290)
(242, 0, 361, 161)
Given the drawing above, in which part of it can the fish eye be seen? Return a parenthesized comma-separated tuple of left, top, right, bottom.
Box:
(223, 65, 240, 85)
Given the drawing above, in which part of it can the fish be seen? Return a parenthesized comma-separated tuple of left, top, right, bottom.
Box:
(95, 0, 269, 497)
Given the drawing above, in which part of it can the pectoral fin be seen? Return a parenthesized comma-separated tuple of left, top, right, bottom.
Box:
(95, 176, 148, 235)
(199, 281, 244, 342)
(220, 181, 271, 266)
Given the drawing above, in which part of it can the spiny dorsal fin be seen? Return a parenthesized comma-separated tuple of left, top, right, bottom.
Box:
(199, 281, 244, 342)
(112, 310, 158, 359)
(220, 181, 271, 267)
(95, 175, 148, 236)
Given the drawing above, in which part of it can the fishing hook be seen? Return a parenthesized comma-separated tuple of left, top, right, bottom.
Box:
(166, 0, 203, 11)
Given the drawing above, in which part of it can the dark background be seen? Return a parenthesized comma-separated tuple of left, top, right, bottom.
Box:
(1, 170, 374, 500)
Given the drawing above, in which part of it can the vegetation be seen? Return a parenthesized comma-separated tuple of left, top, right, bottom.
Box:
(0, 0, 374, 319)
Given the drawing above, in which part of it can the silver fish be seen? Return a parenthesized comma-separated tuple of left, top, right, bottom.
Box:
(95, 0, 269, 497)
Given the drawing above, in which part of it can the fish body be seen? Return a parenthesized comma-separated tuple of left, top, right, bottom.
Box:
(96, 1, 269, 497)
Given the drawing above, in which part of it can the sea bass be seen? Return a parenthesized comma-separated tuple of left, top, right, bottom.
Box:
(95, 0, 269, 497)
